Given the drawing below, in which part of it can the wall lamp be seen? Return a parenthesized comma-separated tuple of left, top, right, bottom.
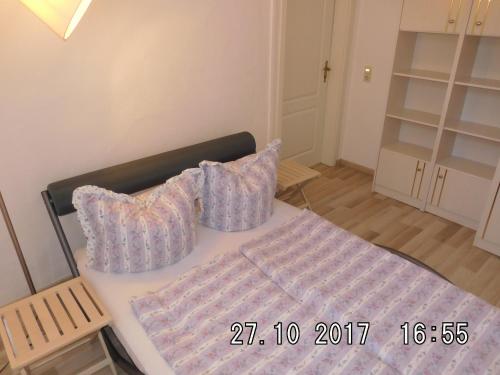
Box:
(19, 0, 93, 40)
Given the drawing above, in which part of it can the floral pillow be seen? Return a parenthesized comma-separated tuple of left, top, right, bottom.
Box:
(199, 139, 281, 232)
(72, 169, 201, 273)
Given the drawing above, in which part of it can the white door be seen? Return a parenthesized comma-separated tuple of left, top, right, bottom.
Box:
(468, 0, 500, 37)
(400, 0, 472, 34)
(280, 0, 335, 166)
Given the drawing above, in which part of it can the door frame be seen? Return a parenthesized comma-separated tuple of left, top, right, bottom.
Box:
(268, 0, 357, 166)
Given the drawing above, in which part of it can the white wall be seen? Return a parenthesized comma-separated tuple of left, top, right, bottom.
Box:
(0, 0, 274, 305)
(339, 0, 403, 169)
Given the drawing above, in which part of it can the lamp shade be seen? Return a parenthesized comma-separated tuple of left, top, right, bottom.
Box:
(20, 0, 93, 39)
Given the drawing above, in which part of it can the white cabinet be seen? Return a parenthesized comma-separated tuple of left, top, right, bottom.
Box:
(401, 0, 472, 34)
(375, 147, 430, 203)
(468, 0, 500, 37)
(428, 166, 491, 228)
(375, 0, 500, 255)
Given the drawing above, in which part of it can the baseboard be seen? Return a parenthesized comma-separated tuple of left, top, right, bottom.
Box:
(337, 159, 374, 175)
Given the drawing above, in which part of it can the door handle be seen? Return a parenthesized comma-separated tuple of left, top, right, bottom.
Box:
(323, 60, 331, 83)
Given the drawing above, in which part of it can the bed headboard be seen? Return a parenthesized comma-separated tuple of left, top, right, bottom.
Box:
(41, 131, 256, 276)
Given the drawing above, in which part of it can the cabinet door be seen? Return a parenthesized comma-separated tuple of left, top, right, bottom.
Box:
(468, 0, 500, 37)
(375, 148, 420, 196)
(433, 167, 491, 223)
(401, 0, 471, 34)
(483, 184, 500, 245)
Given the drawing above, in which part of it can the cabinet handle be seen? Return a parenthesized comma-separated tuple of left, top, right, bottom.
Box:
(448, 18, 456, 24)
(472, 0, 492, 33)
(417, 168, 423, 172)
(431, 170, 441, 205)
(436, 170, 448, 207)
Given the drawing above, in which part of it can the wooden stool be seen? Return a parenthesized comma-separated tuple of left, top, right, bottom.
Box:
(277, 160, 321, 209)
(0, 277, 116, 375)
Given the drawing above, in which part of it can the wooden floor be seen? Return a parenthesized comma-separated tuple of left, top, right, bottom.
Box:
(286, 164, 500, 308)
(1, 163, 499, 374)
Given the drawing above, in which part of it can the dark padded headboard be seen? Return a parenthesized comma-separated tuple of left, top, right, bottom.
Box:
(47, 132, 256, 216)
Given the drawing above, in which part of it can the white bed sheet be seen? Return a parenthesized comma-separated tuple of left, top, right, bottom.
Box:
(75, 200, 301, 375)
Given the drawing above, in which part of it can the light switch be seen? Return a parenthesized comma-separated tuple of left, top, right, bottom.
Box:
(364, 66, 373, 82)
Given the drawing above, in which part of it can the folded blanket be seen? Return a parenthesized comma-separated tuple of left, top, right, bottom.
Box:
(131, 251, 399, 375)
(240, 210, 500, 374)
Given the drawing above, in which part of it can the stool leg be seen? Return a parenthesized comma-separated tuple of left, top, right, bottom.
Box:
(97, 332, 117, 375)
(299, 183, 312, 210)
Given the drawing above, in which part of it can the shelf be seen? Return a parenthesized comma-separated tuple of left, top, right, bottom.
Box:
(383, 141, 433, 162)
(386, 108, 440, 128)
(438, 156, 496, 180)
(455, 77, 500, 92)
(445, 120, 500, 143)
(393, 69, 450, 83)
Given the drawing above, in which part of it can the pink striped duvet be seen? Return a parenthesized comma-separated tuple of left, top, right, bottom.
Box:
(131, 210, 500, 375)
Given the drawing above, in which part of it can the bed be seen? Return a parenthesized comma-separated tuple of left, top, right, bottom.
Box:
(42, 132, 500, 375)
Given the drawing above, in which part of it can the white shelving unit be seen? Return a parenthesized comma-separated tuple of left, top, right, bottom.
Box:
(374, 0, 500, 255)
(375, 29, 454, 210)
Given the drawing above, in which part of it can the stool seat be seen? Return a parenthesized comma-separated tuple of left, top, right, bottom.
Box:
(0, 277, 115, 374)
(277, 160, 320, 209)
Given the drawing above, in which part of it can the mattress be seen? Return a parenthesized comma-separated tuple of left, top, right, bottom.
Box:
(75, 199, 302, 375)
